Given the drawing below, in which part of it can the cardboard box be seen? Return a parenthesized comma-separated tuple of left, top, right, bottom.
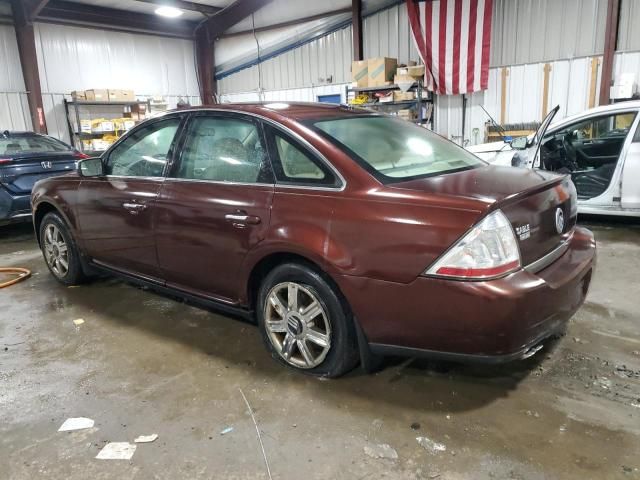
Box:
(108, 89, 136, 102)
(397, 109, 417, 121)
(129, 103, 147, 121)
(407, 65, 426, 78)
(394, 74, 415, 86)
(71, 90, 86, 101)
(80, 119, 92, 133)
(393, 91, 415, 102)
(378, 92, 394, 103)
(85, 89, 109, 101)
(92, 120, 114, 133)
(351, 60, 369, 88)
(368, 57, 397, 87)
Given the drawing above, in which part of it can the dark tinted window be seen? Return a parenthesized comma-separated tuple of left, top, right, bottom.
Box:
(106, 118, 180, 177)
(174, 116, 270, 183)
(0, 135, 70, 155)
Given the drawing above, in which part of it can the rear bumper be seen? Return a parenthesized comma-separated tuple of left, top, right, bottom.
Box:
(337, 226, 596, 361)
(0, 186, 31, 222)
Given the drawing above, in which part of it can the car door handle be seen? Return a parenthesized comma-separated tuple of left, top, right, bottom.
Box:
(122, 202, 147, 214)
(225, 212, 261, 226)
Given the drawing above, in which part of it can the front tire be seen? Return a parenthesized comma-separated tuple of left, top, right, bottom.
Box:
(39, 212, 87, 286)
(257, 263, 359, 378)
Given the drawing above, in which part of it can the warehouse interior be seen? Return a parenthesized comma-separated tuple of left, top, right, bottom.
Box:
(1, 0, 640, 478)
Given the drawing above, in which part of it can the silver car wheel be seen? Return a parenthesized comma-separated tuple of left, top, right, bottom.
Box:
(43, 223, 69, 278)
(264, 282, 332, 369)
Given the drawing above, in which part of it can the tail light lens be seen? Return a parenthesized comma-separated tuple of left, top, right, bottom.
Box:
(425, 210, 521, 280)
(0, 158, 12, 164)
(74, 152, 91, 159)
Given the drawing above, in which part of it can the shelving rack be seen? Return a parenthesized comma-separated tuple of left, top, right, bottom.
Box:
(64, 98, 152, 156)
(344, 79, 433, 127)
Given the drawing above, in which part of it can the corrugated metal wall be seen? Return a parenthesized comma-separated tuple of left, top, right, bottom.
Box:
(33, 23, 201, 143)
(618, 0, 640, 52)
(363, 2, 418, 64)
(0, 24, 32, 132)
(218, 26, 353, 96)
(490, 0, 608, 66)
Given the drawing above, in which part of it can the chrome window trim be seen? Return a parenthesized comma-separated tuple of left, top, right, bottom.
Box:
(167, 107, 347, 192)
(163, 177, 273, 188)
(524, 231, 574, 273)
(104, 175, 165, 181)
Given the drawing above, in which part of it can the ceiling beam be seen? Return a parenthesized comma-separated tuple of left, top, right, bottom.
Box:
(37, 0, 199, 38)
(220, 7, 352, 38)
(132, 0, 222, 16)
(200, 0, 273, 42)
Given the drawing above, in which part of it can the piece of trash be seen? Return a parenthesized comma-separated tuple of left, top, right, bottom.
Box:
(445, 414, 451, 420)
(58, 417, 94, 431)
(559, 425, 567, 432)
(410, 422, 421, 430)
(73, 318, 84, 326)
(134, 433, 158, 443)
(364, 443, 398, 460)
(220, 427, 234, 435)
(416, 436, 447, 454)
(96, 442, 136, 460)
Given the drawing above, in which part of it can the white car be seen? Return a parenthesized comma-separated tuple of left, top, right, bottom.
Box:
(468, 101, 640, 217)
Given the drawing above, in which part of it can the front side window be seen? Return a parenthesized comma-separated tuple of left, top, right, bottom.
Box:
(174, 116, 269, 184)
(106, 118, 180, 177)
(312, 116, 484, 183)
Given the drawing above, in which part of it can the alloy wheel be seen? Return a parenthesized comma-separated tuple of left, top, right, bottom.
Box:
(43, 223, 69, 278)
(264, 282, 332, 369)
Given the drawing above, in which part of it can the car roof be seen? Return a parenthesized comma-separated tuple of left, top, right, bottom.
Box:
(168, 102, 374, 122)
(1, 130, 40, 137)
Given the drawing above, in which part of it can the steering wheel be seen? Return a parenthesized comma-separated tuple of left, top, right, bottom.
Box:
(562, 133, 579, 171)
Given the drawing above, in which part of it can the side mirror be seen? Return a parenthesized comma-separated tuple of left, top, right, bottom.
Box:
(78, 157, 104, 177)
(510, 136, 528, 150)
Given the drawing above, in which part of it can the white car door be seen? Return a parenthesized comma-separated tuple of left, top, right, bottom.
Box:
(621, 115, 640, 209)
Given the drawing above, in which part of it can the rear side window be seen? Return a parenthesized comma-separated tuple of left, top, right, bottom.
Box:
(0, 135, 70, 155)
(173, 116, 270, 184)
(265, 126, 339, 187)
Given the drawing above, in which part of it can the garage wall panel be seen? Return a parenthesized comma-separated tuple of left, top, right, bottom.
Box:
(33, 23, 200, 142)
(0, 24, 32, 131)
(619, 0, 640, 52)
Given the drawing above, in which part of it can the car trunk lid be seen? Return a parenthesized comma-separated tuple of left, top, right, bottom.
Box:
(0, 152, 78, 194)
(390, 165, 578, 267)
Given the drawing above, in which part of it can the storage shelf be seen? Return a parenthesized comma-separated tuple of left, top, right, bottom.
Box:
(349, 83, 420, 92)
(68, 100, 146, 106)
(358, 99, 430, 107)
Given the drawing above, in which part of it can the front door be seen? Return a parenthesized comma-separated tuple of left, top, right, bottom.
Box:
(154, 113, 274, 303)
(77, 116, 183, 280)
(622, 119, 640, 209)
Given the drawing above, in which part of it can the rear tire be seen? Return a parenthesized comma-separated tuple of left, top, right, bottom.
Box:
(257, 262, 359, 378)
(39, 212, 87, 286)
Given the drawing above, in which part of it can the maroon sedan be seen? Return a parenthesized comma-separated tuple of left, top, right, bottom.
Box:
(31, 103, 596, 377)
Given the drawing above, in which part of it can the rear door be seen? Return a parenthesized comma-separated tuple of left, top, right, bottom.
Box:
(76, 116, 184, 280)
(154, 112, 274, 303)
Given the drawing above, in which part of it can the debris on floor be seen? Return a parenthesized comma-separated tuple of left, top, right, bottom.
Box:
(134, 433, 158, 443)
(96, 442, 137, 460)
(73, 318, 85, 326)
(58, 417, 94, 431)
(220, 426, 234, 435)
(416, 436, 447, 454)
(364, 443, 398, 460)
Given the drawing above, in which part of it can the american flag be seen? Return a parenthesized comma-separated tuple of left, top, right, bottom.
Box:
(406, 0, 493, 95)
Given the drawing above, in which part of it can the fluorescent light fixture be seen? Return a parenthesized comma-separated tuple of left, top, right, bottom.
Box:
(155, 6, 183, 18)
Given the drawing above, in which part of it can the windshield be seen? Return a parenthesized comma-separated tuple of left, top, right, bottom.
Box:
(0, 135, 71, 156)
(312, 116, 485, 183)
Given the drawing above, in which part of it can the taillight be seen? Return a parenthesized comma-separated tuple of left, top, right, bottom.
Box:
(74, 152, 91, 159)
(0, 158, 12, 164)
(424, 210, 521, 280)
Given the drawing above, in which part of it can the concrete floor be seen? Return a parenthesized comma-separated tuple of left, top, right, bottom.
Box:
(1, 219, 639, 480)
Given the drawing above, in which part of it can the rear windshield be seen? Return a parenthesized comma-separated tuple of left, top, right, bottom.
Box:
(0, 135, 71, 155)
(312, 116, 485, 183)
